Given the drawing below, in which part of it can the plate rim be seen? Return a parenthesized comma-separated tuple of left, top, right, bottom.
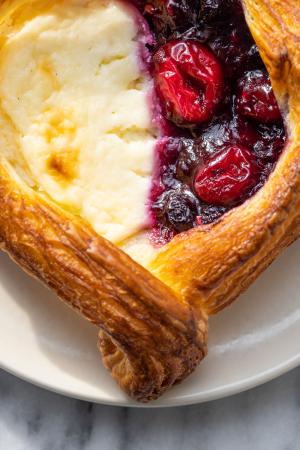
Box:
(1, 352, 299, 407)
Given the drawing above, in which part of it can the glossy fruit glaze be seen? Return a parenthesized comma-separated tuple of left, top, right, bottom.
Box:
(135, 0, 286, 245)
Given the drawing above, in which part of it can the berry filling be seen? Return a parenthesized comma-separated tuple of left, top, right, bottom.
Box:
(137, 0, 287, 245)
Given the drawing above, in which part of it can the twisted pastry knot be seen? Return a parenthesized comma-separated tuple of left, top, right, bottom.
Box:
(99, 318, 207, 402)
(0, 0, 299, 402)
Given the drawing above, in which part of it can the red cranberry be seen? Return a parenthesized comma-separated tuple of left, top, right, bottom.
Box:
(154, 40, 224, 125)
(194, 145, 259, 205)
(236, 70, 281, 123)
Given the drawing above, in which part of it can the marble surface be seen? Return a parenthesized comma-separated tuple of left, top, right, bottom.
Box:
(0, 367, 300, 449)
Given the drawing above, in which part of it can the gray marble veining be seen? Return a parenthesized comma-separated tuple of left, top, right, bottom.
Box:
(0, 367, 299, 450)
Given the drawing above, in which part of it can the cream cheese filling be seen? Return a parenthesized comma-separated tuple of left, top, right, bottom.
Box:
(0, 0, 157, 264)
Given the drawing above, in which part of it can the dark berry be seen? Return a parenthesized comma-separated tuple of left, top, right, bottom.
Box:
(151, 137, 181, 193)
(152, 186, 199, 231)
(236, 70, 281, 123)
(154, 40, 224, 125)
(176, 138, 204, 179)
(197, 115, 260, 157)
(198, 203, 228, 224)
(199, 0, 243, 23)
(175, 25, 214, 43)
(194, 145, 259, 205)
(253, 122, 286, 161)
(144, 0, 198, 40)
(209, 27, 262, 78)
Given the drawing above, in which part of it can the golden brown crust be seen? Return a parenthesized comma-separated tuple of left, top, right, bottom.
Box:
(0, 0, 298, 402)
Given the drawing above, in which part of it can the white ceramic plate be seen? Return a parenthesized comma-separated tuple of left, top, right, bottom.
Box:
(0, 239, 300, 407)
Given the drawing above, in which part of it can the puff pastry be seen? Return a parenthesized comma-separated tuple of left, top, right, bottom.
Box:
(0, 0, 299, 402)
